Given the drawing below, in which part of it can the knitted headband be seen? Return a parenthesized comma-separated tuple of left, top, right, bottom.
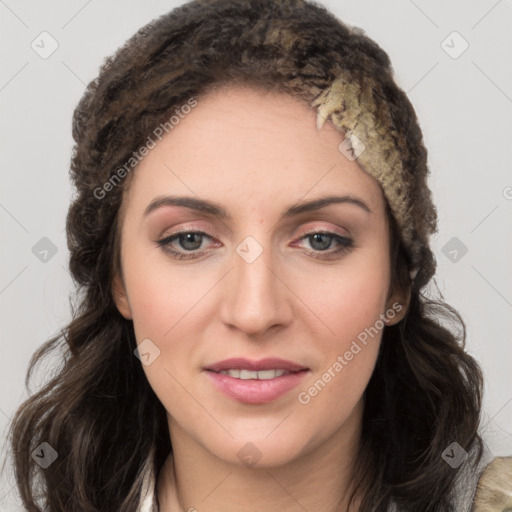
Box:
(231, 3, 439, 285)
(310, 71, 436, 282)
(69, 0, 438, 288)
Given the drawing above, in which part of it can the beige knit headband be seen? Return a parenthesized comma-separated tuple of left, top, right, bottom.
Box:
(311, 72, 425, 280)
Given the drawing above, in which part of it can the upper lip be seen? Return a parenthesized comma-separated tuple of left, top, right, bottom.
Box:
(204, 357, 308, 373)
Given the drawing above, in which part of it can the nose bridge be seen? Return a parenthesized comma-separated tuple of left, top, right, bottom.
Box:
(220, 232, 289, 334)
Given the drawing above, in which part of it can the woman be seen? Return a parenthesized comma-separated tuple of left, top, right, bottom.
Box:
(7, 0, 511, 510)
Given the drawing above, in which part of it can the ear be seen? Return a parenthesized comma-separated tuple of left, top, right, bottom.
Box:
(111, 272, 133, 320)
(384, 284, 411, 326)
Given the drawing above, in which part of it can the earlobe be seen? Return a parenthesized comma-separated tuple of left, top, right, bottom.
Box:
(384, 287, 411, 326)
(384, 304, 406, 326)
(111, 273, 133, 320)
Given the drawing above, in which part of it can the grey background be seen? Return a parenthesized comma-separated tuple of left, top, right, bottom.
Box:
(1, 0, 511, 509)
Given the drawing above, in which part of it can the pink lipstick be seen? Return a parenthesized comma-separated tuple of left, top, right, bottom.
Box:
(203, 357, 309, 404)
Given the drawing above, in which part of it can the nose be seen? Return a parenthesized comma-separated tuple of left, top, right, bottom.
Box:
(219, 237, 292, 337)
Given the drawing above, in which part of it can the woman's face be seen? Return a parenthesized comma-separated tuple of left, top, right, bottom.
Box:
(113, 85, 406, 468)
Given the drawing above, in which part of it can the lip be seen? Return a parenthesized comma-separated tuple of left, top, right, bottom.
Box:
(204, 357, 308, 373)
(203, 358, 309, 404)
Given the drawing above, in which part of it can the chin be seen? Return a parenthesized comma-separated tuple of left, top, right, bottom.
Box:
(211, 434, 312, 469)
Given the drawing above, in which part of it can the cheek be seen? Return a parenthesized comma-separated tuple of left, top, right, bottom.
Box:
(119, 245, 202, 386)
(294, 293, 384, 446)
(124, 240, 213, 342)
(121, 246, 237, 422)
(295, 246, 390, 345)
(292, 248, 389, 424)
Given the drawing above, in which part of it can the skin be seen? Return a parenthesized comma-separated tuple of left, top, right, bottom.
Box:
(112, 84, 408, 512)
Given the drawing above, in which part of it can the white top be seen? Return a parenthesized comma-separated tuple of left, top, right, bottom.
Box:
(138, 446, 159, 512)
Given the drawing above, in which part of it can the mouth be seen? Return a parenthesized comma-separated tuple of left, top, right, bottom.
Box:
(214, 368, 294, 379)
(203, 358, 310, 404)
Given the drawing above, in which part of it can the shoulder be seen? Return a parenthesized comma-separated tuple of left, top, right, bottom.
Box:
(388, 453, 512, 512)
(470, 456, 512, 512)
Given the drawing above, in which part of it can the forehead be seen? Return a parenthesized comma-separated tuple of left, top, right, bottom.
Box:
(121, 85, 386, 219)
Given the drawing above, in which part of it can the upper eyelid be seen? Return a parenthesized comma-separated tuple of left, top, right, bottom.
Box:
(158, 217, 353, 238)
(150, 205, 365, 238)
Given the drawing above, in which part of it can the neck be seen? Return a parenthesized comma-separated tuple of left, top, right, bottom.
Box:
(157, 401, 364, 512)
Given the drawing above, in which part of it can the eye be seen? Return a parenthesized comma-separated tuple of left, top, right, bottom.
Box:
(156, 230, 354, 260)
(156, 231, 215, 260)
(293, 230, 354, 259)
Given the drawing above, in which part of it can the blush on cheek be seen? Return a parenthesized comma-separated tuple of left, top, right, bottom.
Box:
(127, 274, 199, 337)
(315, 283, 387, 343)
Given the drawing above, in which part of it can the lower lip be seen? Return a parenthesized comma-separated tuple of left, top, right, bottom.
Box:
(204, 370, 309, 404)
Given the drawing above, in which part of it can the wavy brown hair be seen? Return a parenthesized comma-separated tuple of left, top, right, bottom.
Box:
(5, 0, 483, 510)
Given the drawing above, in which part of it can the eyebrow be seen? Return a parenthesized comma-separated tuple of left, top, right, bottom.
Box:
(143, 194, 372, 219)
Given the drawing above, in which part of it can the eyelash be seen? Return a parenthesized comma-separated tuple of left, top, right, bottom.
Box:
(156, 230, 354, 261)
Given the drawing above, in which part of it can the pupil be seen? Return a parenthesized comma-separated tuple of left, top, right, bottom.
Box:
(181, 233, 202, 250)
(310, 233, 331, 251)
